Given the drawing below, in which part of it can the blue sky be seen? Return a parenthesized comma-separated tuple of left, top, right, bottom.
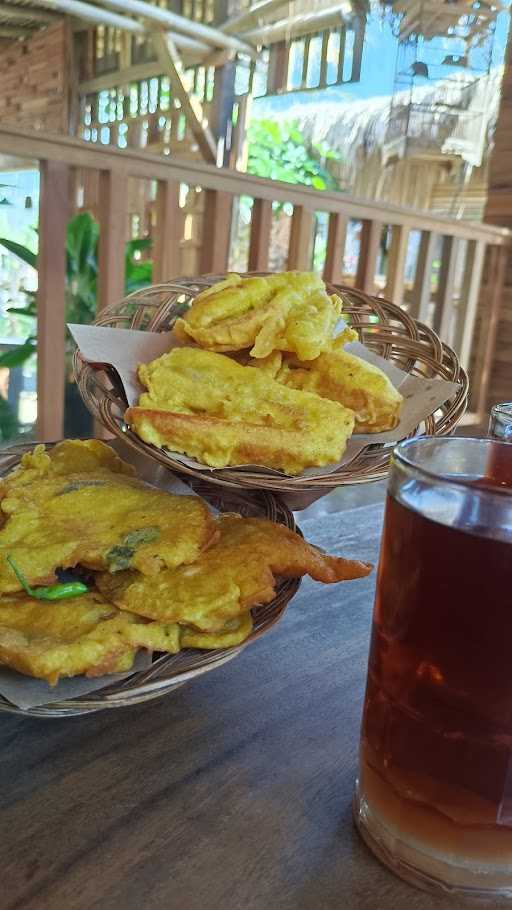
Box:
(255, 5, 511, 115)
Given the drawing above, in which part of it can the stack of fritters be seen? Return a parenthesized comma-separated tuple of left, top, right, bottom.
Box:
(0, 440, 371, 685)
(127, 271, 404, 474)
(127, 348, 355, 475)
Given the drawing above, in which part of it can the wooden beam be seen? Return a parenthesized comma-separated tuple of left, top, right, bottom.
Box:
(434, 234, 461, 343)
(33, 0, 143, 32)
(323, 213, 347, 284)
(97, 169, 127, 311)
(409, 230, 436, 322)
(242, 4, 346, 46)
(0, 125, 508, 247)
(37, 160, 69, 442)
(153, 179, 181, 282)
(355, 219, 382, 295)
(153, 33, 217, 164)
(199, 189, 232, 273)
(221, 0, 289, 35)
(96, 0, 255, 55)
(0, 24, 30, 37)
(288, 206, 313, 270)
(385, 224, 410, 307)
(79, 62, 161, 96)
(248, 198, 272, 271)
(0, 3, 59, 22)
(453, 239, 486, 370)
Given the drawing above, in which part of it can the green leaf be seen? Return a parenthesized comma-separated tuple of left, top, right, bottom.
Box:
(0, 397, 19, 442)
(67, 213, 99, 269)
(6, 303, 37, 318)
(0, 339, 36, 369)
(247, 118, 340, 196)
(106, 526, 160, 572)
(0, 238, 37, 269)
(126, 238, 152, 257)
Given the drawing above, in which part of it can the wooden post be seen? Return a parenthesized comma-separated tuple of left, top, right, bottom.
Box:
(153, 179, 181, 282)
(288, 205, 313, 270)
(453, 239, 486, 369)
(409, 230, 436, 322)
(210, 59, 236, 165)
(248, 198, 272, 271)
(474, 245, 508, 420)
(267, 40, 288, 93)
(37, 160, 69, 441)
(199, 189, 232, 273)
(350, 15, 365, 82)
(434, 234, 461, 343)
(480, 28, 512, 413)
(355, 219, 381, 294)
(323, 213, 347, 284)
(97, 169, 127, 311)
(385, 224, 410, 307)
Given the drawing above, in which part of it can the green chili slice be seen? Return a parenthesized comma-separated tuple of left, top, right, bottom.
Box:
(6, 556, 88, 601)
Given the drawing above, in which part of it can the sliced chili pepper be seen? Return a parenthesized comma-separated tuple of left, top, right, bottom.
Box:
(6, 556, 88, 601)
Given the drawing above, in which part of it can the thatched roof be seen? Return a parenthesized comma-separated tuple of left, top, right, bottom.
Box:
(281, 67, 502, 170)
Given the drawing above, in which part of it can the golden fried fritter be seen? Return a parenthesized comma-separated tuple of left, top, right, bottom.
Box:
(96, 515, 372, 632)
(0, 442, 216, 593)
(180, 613, 253, 649)
(0, 594, 181, 685)
(274, 347, 403, 433)
(0, 592, 260, 683)
(173, 272, 342, 361)
(128, 347, 355, 474)
(0, 439, 135, 514)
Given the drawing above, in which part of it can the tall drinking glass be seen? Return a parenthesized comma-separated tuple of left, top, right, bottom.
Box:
(354, 436, 512, 900)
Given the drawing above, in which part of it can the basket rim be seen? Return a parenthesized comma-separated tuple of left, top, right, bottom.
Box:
(0, 439, 301, 717)
(73, 275, 469, 495)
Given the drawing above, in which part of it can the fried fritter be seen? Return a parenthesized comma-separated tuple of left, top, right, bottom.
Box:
(180, 613, 253, 649)
(274, 347, 403, 433)
(96, 515, 372, 632)
(0, 594, 181, 685)
(127, 347, 355, 474)
(0, 442, 216, 593)
(173, 272, 342, 361)
(0, 439, 135, 514)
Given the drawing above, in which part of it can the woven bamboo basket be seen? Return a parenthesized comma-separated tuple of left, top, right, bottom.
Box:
(0, 440, 300, 718)
(74, 276, 469, 495)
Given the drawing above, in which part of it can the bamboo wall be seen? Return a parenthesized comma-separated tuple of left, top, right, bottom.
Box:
(0, 23, 70, 133)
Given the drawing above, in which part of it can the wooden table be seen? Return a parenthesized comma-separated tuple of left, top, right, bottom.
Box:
(2, 504, 457, 910)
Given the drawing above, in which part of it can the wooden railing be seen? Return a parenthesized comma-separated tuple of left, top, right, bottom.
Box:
(0, 123, 510, 440)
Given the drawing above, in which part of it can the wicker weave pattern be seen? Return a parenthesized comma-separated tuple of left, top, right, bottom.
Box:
(0, 443, 300, 718)
(74, 276, 468, 494)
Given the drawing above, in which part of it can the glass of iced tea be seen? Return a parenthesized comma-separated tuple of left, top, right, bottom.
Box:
(354, 436, 512, 900)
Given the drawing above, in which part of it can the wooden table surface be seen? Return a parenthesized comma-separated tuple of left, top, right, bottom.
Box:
(1, 503, 459, 910)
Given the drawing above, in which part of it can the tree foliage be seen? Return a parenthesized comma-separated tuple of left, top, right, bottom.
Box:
(246, 119, 340, 193)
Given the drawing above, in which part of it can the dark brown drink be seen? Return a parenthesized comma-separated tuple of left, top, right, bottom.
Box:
(355, 438, 512, 896)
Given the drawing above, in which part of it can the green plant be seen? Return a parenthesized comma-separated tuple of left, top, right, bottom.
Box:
(246, 119, 341, 194)
(0, 395, 20, 442)
(0, 211, 154, 439)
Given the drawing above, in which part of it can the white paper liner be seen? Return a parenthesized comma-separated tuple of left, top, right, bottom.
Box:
(69, 323, 461, 478)
(0, 651, 152, 710)
(0, 471, 204, 710)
